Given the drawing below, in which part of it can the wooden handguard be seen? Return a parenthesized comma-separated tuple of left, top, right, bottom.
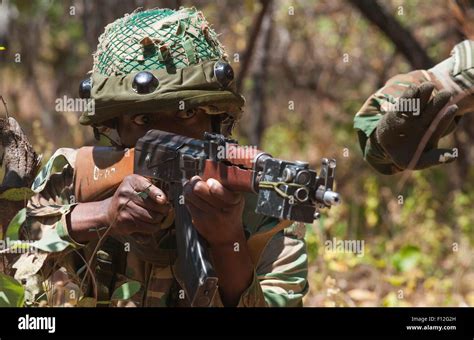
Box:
(201, 160, 255, 193)
(74, 145, 258, 203)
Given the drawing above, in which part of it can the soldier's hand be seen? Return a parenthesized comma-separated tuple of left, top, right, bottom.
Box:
(105, 174, 170, 235)
(183, 176, 245, 246)
(374, 82, 459, 170)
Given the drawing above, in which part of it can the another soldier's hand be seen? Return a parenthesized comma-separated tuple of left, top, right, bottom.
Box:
(105, 174, 170, 235)
(374, 82, 459, 170)
(183, 176, 245, 246)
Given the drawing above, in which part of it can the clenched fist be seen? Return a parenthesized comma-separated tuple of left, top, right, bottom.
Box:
(104, 174, 170, 235)
(374, 82, 459, 170)
(183, 176, 246, 247)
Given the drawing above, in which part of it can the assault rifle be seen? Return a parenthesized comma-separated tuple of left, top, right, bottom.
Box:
(73, 129, 340, 306)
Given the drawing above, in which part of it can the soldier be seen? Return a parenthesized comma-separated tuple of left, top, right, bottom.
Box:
(11, 8, 308, 307)
(354, 40, 474, 174)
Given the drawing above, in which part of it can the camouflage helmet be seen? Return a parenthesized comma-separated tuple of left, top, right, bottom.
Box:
(79, 7, 245, 128)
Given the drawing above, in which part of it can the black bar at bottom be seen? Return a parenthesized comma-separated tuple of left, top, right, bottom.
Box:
(0, 307, 472, 338)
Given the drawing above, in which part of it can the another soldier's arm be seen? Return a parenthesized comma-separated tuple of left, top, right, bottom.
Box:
(354, 40, 474, 174)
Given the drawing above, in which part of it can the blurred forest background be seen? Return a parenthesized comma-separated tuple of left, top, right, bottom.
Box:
(0, 0, 473, 306)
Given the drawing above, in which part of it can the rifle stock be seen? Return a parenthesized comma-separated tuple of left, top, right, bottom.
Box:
(74, 147, 134, 202)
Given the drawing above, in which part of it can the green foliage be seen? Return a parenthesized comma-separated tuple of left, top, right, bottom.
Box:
(261, 116, 309, 158)
(111, 281, 141, 301)
(30, 226, 71, 252)
(6, 208, 26, 240)
(2, 0, 473, 308)
(0, 273, 25, 307)
(391, 245, 421, 273)
(0, 188, 35, 201)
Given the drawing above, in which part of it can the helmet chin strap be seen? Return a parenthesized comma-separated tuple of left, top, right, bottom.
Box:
(93, 125, 123, 147)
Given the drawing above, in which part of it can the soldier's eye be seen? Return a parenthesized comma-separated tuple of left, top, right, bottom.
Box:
(175, 109, 196, 119)
(132, 114, 152, 125)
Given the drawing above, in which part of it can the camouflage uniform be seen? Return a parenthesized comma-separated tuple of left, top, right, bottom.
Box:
(354, 40, 474, 174)
(9, 8, 309, 307)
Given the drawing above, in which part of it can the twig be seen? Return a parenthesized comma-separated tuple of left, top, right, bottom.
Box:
(0, 96, 10, 118)
(236, 0, 273, 93)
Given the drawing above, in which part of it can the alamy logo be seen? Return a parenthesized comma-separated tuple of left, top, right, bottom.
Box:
(0, 237, 37, 254)
(384, 97, 420, 116)
(18, 314, 56, 333)
(55, 95, 95, 114)
(216, 144, 258, 161)
(325, 237, 365, 257)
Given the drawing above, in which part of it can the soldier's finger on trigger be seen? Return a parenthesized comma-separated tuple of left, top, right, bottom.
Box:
(207, 178, 242, 206)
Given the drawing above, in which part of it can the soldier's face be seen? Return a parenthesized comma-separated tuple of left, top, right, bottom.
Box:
(117, 108, 212, 147)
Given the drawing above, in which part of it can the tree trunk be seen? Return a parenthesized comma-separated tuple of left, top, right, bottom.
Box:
(248, 1, 274, 146)
(236, 0, 273, 93)
(0, 116, 40, 237)
(349, 0, 434, 69)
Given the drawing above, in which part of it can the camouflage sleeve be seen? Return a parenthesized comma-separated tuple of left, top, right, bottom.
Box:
(254, 225, 308, 307)
(7, 148, 86, 305)
(211, 220, 308, 307)
(22, 148, 81, 249)
(354, 40, 474, 174)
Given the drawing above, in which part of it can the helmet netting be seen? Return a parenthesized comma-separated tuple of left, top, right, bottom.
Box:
(93, 7, 227, 76)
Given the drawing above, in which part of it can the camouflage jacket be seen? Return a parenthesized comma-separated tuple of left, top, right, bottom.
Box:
(10, 148, 309, 307)
(354, 40, 474, 174)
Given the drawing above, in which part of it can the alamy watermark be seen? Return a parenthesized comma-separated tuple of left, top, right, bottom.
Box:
(18, 314, 56, 333)
(216, 144, 258, 161)
(0, 237, 37, 254)
(325, 237, 365, 257)
(55, 95, 95, 114)
(384, 97, 420, 116)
